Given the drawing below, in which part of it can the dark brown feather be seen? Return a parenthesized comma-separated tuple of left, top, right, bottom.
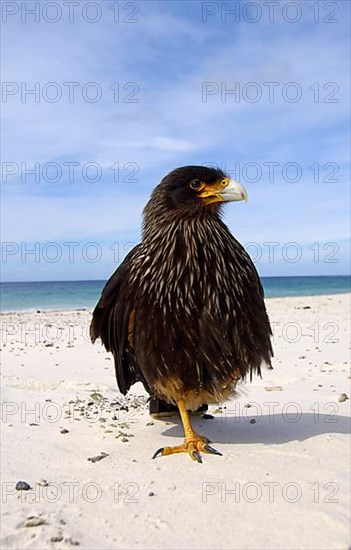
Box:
(91, 167, 273, 406)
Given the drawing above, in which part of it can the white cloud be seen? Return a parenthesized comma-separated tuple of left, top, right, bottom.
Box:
(1, 2, 350, 280)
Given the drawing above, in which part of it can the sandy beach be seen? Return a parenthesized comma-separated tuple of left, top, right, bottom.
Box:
(1, 293, 350, 550)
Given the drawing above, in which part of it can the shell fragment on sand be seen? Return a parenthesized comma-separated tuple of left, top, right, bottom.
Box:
(23, 516, 46, 528)
(87, 452, 109, 463)
(338, 393, 349, 402)
(15, 481, 32, 491)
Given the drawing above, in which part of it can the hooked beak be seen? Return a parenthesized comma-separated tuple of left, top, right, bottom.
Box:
(219, 179, 248, 202)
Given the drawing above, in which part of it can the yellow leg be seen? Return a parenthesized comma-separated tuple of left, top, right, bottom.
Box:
(152, 399, 222, 463)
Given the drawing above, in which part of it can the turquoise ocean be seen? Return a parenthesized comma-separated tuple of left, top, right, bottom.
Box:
(0, 276, 350, 313)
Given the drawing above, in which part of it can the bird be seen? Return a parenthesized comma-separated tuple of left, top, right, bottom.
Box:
(90, 165, 273, 462)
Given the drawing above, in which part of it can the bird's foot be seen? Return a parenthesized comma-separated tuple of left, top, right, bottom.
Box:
(152, 434, 222, 463)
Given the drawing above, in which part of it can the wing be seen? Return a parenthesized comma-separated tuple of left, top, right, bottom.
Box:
(90, 244, 147, 395)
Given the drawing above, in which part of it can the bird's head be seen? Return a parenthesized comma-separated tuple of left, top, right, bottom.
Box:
(145, 165, 247, 223)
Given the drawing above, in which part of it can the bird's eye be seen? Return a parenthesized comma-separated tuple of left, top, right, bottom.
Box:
(221, 179, 227, 186)
(189, 179, 202, 190)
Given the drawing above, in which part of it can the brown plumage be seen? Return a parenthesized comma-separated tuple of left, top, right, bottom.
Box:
(91, 166, 273, 462)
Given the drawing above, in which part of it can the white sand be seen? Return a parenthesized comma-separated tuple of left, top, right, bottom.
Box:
(1, 294, 350, 550)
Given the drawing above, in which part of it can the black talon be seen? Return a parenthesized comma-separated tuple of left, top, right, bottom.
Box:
(204, 444, 222, 456)
(152, 448, 164, 459)
(191, 450, 203, 463)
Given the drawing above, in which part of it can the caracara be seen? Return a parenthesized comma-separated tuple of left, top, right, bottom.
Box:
(90, 166, 273, 462)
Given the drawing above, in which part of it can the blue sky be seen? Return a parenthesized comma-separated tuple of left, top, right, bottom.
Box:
(1, 0, 350, 281)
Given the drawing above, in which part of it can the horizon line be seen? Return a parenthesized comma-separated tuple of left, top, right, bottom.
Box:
(1, 274, 351, 285)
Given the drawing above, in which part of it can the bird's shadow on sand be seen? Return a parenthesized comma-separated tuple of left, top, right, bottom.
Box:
(158, 412, 351, 445)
